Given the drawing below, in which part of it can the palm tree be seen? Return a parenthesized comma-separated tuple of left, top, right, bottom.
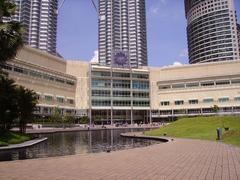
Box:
(16, 86, 37, 133)
(0, 74, 18, 132)
(0, 0, 24, 64)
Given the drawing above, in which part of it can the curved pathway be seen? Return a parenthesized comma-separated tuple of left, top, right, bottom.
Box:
(0, 137, 240, 180)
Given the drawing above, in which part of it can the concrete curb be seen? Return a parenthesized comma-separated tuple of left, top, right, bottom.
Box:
(120, 132, 170, 142)
(26, 127, 159, 134)
(0, 137, 48, 151)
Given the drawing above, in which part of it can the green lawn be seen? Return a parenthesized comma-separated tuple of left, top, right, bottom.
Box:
(0, 131, 31, 147)
(145, 116, 240, 147)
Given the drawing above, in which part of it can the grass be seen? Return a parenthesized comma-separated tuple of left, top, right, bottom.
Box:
(0, 131, 31, 147)
(145, 116, 240, 147)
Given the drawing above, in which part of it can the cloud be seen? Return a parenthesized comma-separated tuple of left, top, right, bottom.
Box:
(179, 49, 188, 58)
(172, 61, 183, 66)
(159, 0, 167, 4)
(151, 7, 160, 15)
(90, 50, 98, 63)
(162, 61, 183, 68)
(149, 0, 168, 16)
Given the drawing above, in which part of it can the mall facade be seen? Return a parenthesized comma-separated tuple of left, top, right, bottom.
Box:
(2, 46, 240, 124)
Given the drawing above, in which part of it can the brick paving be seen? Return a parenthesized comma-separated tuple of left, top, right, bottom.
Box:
(0, 138, 240, 180)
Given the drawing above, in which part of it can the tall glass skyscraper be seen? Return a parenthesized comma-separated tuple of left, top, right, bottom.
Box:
(98, 0, 148, 68)
(185, 0, 240, 64)
(10, 0, 58, 55)
(237, 23, 240, 54)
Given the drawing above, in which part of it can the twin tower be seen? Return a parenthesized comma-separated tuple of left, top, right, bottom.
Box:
(11, 0, 240, 67)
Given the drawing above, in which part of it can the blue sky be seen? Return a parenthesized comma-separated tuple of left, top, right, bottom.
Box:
(57, 0, 240, 67)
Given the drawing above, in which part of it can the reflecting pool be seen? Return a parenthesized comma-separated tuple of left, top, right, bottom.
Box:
(0, 129, 161, 161)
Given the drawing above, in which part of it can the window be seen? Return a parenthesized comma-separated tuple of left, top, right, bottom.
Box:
(92, 90, 111, 97)
(132, 80, 149, 90)
(29, 71, 42, 78)
(159, 85, 171, 90)
(45, 95, 53, 101)
(67, 99, 74, 104)
(203, 98, 214, 103)
(113, 91, 130, 97)
(133, 101, 150, 107)
(133, 92, 149, 98)
(218, 97, 229, 103)
(172, 84, 185, 89)
(92, 100, 111, 106)
(55, 78, 65, 84)
(92, 79, 111, 88)
(189, 99, 198, 104)
(216, 80, 230, 86)
(92, 71, 110, 77)
(113, 72, 130, 78)
(57, 97, 64, 103)
(201, 81, 214, 86)
(175, 100, 184, 105)
(66, 80, 75, 86)
(113, 80, 130, 89)
(132, 73, 149, 79)
(231, 79, 240, 84)
(186, 82, 199, 88)
(234, 97, 240, 101)
(160, 101, 170, 106)
(113, 100, 131, 106)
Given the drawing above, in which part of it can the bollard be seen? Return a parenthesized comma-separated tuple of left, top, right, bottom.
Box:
(216, 128, 222, 140)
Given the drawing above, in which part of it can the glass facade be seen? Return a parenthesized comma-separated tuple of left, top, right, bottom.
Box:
(90, 66, 150, 124)
(185, 0, 239, 64)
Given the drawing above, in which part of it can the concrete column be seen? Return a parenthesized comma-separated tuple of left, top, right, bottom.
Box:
(131, 109, 133, 125)
(150, 110, 152, 124)
(111, 109, 113, 125)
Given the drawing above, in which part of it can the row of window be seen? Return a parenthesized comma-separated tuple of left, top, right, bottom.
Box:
(91, 90, 149, 98)
(160, 97, 240, 106)
(92, 100, 150, 107)
(159, 78, 240, 90)
(39, 95, 74, 104)
(92, 79, 149, 90)
(92, 71, 149, 79)
(1, 63, 76, 86)
(152, 106, 240, 116)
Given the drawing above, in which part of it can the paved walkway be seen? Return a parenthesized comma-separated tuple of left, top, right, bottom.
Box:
(0, 138, 240, 180)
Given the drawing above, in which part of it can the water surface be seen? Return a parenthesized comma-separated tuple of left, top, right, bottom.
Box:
(0, 129, 160, 161)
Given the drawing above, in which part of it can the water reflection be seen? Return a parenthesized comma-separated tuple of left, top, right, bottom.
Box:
(0, 129, 160, 161)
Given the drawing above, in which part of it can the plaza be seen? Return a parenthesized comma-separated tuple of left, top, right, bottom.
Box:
(0, 135, 239, 180)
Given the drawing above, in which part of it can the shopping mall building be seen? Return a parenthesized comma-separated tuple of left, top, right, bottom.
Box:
(2, 46, 240, 124)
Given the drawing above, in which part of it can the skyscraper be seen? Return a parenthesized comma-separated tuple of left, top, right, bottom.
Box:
(185, 0, 240, 64)
(237, 23, 240, 54)
(10, 0, 58, 55)
(98, 0, 148, 68)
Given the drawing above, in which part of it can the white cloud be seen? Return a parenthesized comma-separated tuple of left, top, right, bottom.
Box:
(90, 50, 98, 63)
(162, 61, 183, 68)
(151, 7, 160, 15)
(159, 0, 167, 4)
(172, 61, 183, 66)
(179, 49, 188, 58)
(149, 0, 168, 16)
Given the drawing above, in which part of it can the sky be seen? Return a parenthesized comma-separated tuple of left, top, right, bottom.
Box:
(57, 0, 240, 67)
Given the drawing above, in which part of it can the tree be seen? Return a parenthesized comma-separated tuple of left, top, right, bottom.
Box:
(212, 105, 220, 114)
(16, 86, 37, 133)
(62, 113, 75, 128)
(0, 74, 18, 132)
(0, 0, 24, 64)
(50, 107, 62, 124)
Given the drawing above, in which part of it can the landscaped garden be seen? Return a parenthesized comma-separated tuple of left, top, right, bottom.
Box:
(145, 116, 240, 147)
